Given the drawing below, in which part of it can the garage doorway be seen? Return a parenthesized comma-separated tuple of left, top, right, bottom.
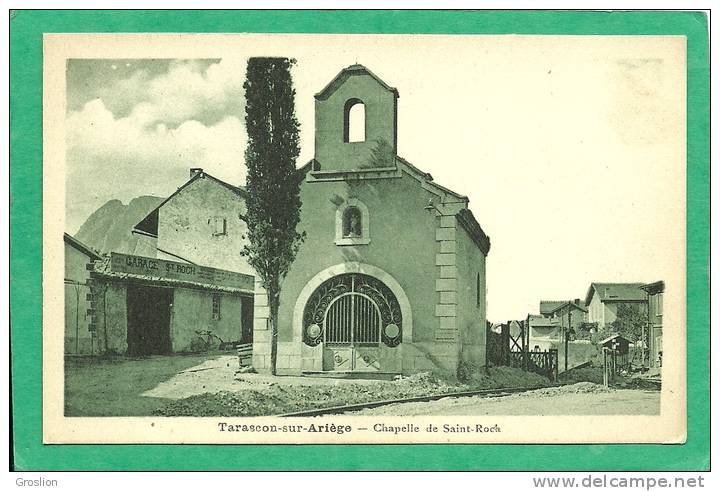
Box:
(126, 284, 172, 356)
(241, 295, 254, 344)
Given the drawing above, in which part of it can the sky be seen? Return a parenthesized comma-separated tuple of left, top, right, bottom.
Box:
(64, 35, 686, 321)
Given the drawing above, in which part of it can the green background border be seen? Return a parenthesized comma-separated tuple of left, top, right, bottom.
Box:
(9, 10, 710, 471)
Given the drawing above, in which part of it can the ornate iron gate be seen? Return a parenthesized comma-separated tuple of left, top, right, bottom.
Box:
(324, 293, 381, 346)
(303, 273, 402, 371)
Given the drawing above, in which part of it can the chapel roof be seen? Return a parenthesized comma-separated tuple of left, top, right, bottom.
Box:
(314, 64, 399, 101)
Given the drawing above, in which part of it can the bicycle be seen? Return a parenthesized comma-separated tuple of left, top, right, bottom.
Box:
(192, 329, 225, 352)
(192, 330, 240, 352)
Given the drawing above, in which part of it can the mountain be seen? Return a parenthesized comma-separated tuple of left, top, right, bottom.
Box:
(75, 196, 165, 255)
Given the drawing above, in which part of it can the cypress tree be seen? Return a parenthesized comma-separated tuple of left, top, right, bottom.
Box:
(242, 57, 305, 375)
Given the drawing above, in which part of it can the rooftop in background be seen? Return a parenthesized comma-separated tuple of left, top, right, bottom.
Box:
(585, 282, 647, 306)
(63, 232, 102, 260)
(528, 314, 560, 328)
(539, 301, 566, 315)
(548, 300, 588, 315)
(641, 281, 665, 295)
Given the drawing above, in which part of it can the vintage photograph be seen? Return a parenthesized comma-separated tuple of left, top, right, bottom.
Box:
(44, 33, 686, 444)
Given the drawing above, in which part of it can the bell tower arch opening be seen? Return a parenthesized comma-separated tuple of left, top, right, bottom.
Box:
(343, 98, 366, 143)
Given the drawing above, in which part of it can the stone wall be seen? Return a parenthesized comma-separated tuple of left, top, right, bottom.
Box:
(64, 244, 95, 355)
(99, 282, 128, 354)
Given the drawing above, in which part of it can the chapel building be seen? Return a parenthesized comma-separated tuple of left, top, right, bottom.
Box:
(252, 64, 491, 375)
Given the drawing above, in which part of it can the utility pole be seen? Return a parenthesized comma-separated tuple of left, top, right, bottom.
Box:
(566, 300, 571, 372)
(525, 314, 530, 371)
(642, 291, 655, 371)
(526, 314, 530, 353)
(521, 319, 526, 365)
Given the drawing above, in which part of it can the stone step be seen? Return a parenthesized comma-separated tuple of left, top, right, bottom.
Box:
(301, 371, 400, 381)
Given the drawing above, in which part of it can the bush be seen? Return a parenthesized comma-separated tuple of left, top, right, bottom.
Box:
(574, 322, 598, 341)
(456, 360, 480, 383)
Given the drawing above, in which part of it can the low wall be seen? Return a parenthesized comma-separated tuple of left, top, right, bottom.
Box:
(550, 340, 601, 371)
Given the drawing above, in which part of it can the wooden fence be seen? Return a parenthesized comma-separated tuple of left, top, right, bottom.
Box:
(237, 343, 253, 367)
(486, 321, 559, 380)
(486, 323, 510, 367)
(509, 349, 559, 381)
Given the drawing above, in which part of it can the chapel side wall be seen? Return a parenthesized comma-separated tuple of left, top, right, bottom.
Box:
(454, 223, 487, 368)
(157, 177, 253, 275)
(599, 301, 648, 329)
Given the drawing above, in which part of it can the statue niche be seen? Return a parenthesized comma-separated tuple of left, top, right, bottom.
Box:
(342, 206, 362, 238)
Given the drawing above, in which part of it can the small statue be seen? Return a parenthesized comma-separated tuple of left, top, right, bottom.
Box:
(345, 208, 362, 237)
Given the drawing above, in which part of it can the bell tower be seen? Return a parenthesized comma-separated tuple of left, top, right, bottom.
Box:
(313, 65, 398, 173)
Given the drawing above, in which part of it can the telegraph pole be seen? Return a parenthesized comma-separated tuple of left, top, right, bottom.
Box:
(525, 314, 530, 371)
(565, 300, 571, 372)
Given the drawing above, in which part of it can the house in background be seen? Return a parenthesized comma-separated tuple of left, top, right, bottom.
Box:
(132, 169, 254, 276)
(528, 314, 560, 351)
(64, 233, 102, 355)
(641, 280, 664, 367)
(585, 282, 648, 328)
(547, 299, 588, 335)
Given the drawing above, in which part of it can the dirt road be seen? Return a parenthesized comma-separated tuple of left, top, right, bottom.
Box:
(351, 385, 661, 416)
(69, 354, 660, 417)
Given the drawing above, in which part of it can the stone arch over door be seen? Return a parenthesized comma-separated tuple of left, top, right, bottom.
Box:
(292, 262, 413, 344)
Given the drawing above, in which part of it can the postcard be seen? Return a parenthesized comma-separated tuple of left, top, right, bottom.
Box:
(42, 32, 686, 445)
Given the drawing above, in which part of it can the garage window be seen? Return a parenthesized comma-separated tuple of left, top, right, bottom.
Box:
(212, 294, 221, 320)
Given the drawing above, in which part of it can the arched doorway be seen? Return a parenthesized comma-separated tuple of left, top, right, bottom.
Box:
(302, 273, 402, 372)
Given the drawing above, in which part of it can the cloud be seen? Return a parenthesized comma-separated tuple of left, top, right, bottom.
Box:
(95, 59, 245, 126)
(65, 97, 247, 233)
